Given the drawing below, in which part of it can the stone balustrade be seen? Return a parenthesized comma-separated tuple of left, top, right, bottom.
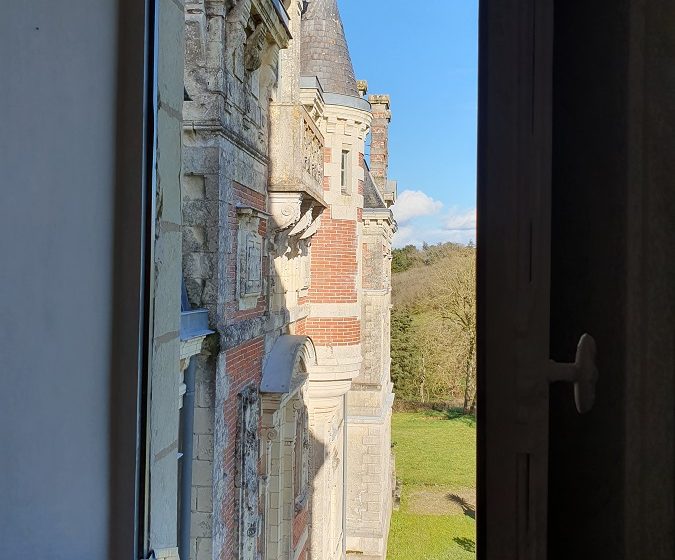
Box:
(269, 102, 326, 207)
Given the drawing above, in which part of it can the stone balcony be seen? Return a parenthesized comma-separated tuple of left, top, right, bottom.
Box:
(267, 99, 326, 326)
(268, 101, 326, 209)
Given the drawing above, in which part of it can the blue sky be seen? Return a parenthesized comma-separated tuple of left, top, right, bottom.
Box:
(340, 0, 479, 247)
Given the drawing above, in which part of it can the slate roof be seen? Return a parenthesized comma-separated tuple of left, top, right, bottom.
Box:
(363, 166, 386, 209)
(300, 0, 359, 97)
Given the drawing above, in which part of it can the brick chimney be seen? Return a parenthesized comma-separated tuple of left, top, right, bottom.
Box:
(368, 94, 395, 203)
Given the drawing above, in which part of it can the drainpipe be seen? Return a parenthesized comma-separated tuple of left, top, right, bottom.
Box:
(179, 357, 197, 560)
(342, 393, 348, 559)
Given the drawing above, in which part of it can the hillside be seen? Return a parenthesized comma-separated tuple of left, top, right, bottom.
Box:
(391, 243, 476, 410)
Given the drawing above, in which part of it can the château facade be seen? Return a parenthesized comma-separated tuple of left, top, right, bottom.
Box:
(181, 1, 396, 559)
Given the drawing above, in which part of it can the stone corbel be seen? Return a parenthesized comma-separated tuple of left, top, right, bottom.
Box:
(226, 0, 251, 23)
(300, 213, 321, 240)
(269, 193, 323, 262)
(244, 22, 268, 71)
(269, 192, 303, 232)
(288, 207, 314, 237)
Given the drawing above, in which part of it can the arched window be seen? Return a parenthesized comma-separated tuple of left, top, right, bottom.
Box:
(260, 336, 316, 560)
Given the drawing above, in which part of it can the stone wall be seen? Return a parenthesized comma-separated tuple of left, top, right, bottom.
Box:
(183, 1, 293, 559)
(190, 351, 217, 560)
(182, 2, 395, 559)
(346, 208, 395, 560)
(148, 0, 186, 558)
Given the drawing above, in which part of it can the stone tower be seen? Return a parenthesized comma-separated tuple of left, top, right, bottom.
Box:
(301, 0, 359, 97)
(299, 1, 375, 559)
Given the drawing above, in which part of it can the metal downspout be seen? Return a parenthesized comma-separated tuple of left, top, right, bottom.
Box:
(343, 393, 348, 559)
(179, 357, 197, 560)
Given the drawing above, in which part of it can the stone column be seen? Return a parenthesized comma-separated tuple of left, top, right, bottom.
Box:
(147, 0, 185, 557)
(306, 384, 350, 560)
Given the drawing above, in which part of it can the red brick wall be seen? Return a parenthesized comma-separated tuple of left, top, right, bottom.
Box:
(309, 212, 358, 304)
(306, 150, 363, 350)
(233, 181, 266, 209)
(293, 507, 309, 549)
(221, 336, 265, 559)
(304, 318, 361, 346)
(221, 180, 268, 559)
(294, 318, 307, 335)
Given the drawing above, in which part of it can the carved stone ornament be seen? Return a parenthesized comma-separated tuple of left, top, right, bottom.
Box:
(236, 207, 267, 306)
(269, 192, 303, 232)
(238, 385, 261, 560)
(240, 231, 262, 297)
(303, 119, 324, 185)
(288, 207, 314, 237)
(244, 23, 267, 72)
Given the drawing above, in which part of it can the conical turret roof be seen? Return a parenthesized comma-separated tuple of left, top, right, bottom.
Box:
(301, 0, 359, 98)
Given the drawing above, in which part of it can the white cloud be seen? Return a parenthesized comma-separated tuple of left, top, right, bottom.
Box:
(392, 190, 443, 224)
(392, 207, 477, 249)
(444, 207, 476, 231)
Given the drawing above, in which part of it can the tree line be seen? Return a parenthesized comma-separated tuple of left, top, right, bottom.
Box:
(391, 242, 476, 413)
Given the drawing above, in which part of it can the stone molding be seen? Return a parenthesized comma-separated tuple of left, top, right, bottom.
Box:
(179, 335, 209, 408)
(260, 335, 316, 395)
(323, 104, 372, 141)
(152, 547, 180, 560)
(310, 302, 360, 318)
(363, 210, 397, 244)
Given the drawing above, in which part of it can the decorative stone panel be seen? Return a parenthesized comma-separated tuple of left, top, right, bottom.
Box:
(237, 207, 267, 309)
(238, 385, 261, 560)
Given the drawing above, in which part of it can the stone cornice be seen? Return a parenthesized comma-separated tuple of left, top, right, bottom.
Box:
(362, 207, 393, 222)
(362, 208, 397, 240)
(323, 103, 372, 141)
(251, 0, 291, 48)
(228, 0, 291, 48)
(183, 119, 270, 165)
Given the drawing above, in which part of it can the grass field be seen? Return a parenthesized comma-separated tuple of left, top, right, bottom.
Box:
(387, 411, 476, 560)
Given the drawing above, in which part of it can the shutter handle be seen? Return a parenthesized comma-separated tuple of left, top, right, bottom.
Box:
(547, 334, 599, 414)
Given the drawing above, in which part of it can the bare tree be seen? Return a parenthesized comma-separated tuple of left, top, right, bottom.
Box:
(430, 250, 477, 413)
(391, 244, 477, 409)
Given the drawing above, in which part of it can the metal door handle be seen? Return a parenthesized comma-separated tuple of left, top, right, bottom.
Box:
(547, 334, 599, 414)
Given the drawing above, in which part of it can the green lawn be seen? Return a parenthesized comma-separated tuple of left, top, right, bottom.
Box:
(387, 411, 476, 560)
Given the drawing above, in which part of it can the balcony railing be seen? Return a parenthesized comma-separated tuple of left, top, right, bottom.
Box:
(269, 102, 326, 206)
